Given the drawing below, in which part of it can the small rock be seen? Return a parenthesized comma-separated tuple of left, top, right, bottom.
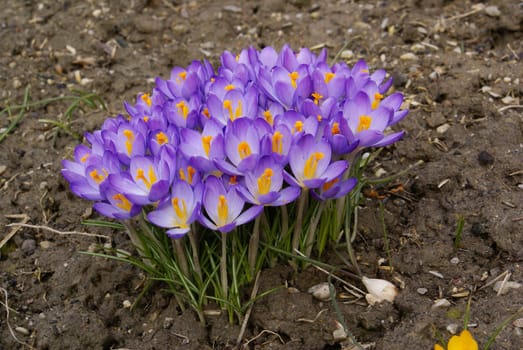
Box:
(513, 318, 523, 328)
(432, 298, 451, 309)
(223, 5, 242, 13)
(39, 181, 49, 191)
(21, 239, 36, 255)
(446, 323, 459, 335)
(308, 282, 334, 301)
(417, 287, 428, 295)
(39, 241, 51, 249)
(332, 327, 347, 341)
(493, 281, 522, 295)
(134, 16, 163, 34)
(477, 150, 494, 166)
(0, 164, 6, 176)
(163, 317, 174, 329)
(484, 5, 501, 17)
(39, 313, 46, 319)
(171, 24, 189, 35)
(340, 50, 354, 59)
(436, 123, 450, 134)
(450, 257, 460, 264)
(13, 79, 22, 89)
(123, 300, 132, 308)
(400, 52, 418, 61)
(15, 326, 30, 335)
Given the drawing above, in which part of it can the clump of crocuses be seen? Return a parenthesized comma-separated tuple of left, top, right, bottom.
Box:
(62, 45, 408, 321)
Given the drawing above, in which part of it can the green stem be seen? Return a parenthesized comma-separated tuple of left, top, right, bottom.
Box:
(291, 190, 308, 255)
(248, 215, 261, 276)
(304, 201, 325, 257)
(0, 86, 30, 143)
(221, 232, 228, 300)
(280, 204, 289, 243)
(173, 238, 190, 278)
(344, 204, 362, 277)
(188, 228, 202, 283)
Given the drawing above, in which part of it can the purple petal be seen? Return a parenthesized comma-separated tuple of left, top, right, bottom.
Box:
(235, 205, 263, 226)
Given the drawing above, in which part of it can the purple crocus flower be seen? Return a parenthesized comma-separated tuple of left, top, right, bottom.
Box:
(198, 175, 263, 233)
(179, 118, 225, 173)
(342, 91, 404, 148)
(311, 176, 357, 201)
(284, 134, 348, 189)
(260, 123, 293, 164)
(155, 65, 202, 100)
(147, 180, 202, 238)
(102, 120, 147, 165)
(63, 150, 121, 201)
(163, 96, 200, 129)
(108, 154, 172, 205)
(207, 86, 259, 127)
(236, 155, 301, 206)
(93, 186, 141, 220)
(215, 118, 270, 175)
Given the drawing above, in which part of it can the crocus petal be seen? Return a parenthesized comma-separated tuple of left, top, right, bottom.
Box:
(235, 205, 263, 226)
(166, 227, 191, 239)
(371, 131, 404, 147)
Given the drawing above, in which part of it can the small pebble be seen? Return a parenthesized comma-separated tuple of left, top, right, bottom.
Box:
(223, 5, 242, 13)
(450, 257, 460, 264)
(39, 181, 49, 191)
(417, 287, 428, 295)
(163, 317, 174, 329)
(13, 79, 22, 89)
(432, 298, 451, 309)
(39, 312, 46, 319)
(39, 241, 51, 250)
(484, 5, 501, 17)
(0, 164, 7, 176)
(21, 239, 36, 255)
(513, 318, 523, 328)
(122, 300, 132, 308)
(477, 150, 494, 166)
(308, 282, 334, 301)
(436, 123, 450, 134)
(400, 52, 418, 61)
(340, 50, 354, 59)
(15, 326, 30, 335)
(332, 327, 347, 341)
(493, 281, 521, 295)
(446, 323, 459, 335)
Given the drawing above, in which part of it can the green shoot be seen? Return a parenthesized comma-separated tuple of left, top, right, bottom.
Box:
(454, 214, 465, 249)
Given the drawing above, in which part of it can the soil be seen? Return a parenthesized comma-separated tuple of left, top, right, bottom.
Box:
(1, 0, 522, 349)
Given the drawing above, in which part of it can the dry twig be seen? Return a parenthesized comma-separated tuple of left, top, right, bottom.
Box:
(6, 223, 111, 240)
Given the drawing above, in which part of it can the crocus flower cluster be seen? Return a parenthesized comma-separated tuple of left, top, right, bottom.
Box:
(62, 45, 408, 239)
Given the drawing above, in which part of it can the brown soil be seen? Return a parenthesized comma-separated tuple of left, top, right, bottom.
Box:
(1, 0, 522, 349)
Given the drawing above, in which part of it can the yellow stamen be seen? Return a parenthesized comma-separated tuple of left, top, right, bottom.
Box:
(356, 115, 372, 132)
(224, 84, 235, 91)
(311, 92, 323, 105)
(229, 175, 237, 185)
(89, 169, 106, 184)
(317, 115, 322, 122)
(202, 107, 210, 118)
(80, 153, 89, 163)
(235, 100, 243, 120)
(123, 129, 135, 155)
(113, 193, 132, 212)
(257, 168, 273, 195)
(237, 141, 252, 159)
(141, 93, 152, 107)
(331, 122, 340, 135)
(263, 110, 273, 125)
(371, 92, 384, 110)
(324, 72, 335, 83)
(177, 71, 187, 83)
(271, 131, 283, 154)
(156, 132, 168, 145)
(289, 71, 299, 89)
(143, 116, 150, 122)
(223, 100, 233, 120)
(136, 166, 157, 190)
(303, 152, 324, 179)
(176, 101, 189, 120)
(322, 178, 339, 192)
(217, 195, 228, 226)
(293, 120, 304, 133)
(179, 166, 196, 184)
(201, 135, 212, 157)
(171, 197, 189, 228)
